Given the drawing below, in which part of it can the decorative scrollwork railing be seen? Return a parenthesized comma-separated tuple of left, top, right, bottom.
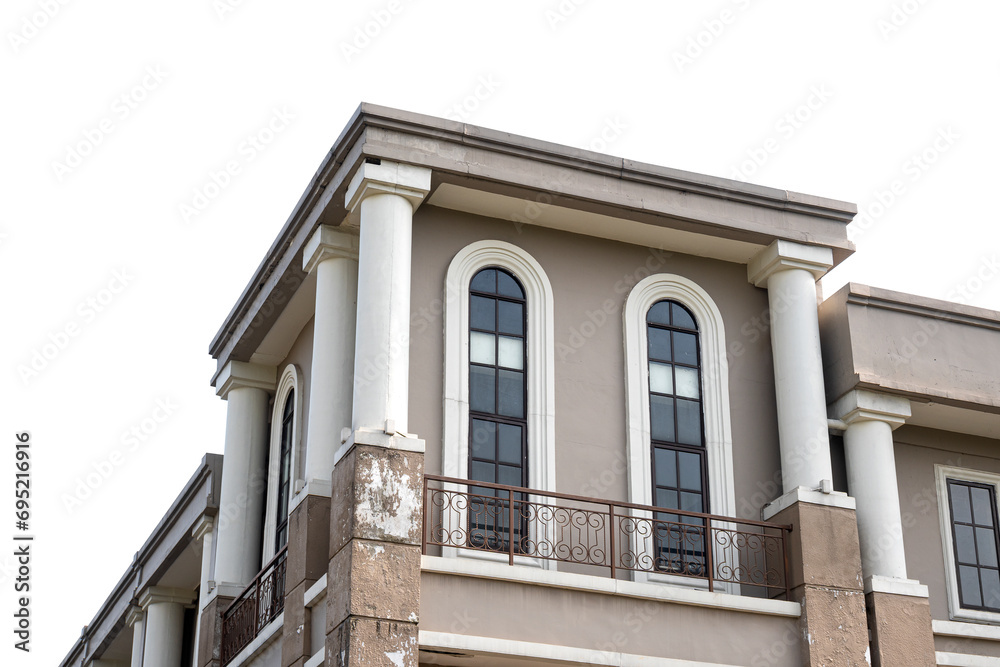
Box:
(220, 546, 288, 665)
(422, 475, 791, 599)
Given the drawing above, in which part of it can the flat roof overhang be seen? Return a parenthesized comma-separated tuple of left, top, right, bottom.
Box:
(209, 103, 857, 383)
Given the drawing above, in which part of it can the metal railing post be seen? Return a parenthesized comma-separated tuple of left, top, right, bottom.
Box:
(609, 503, 616, 579)
(508, 491, 515, 566)
(705, 517, 714, 593)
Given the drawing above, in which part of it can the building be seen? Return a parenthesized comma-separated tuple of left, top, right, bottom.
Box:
(61, 104, 1000, 667)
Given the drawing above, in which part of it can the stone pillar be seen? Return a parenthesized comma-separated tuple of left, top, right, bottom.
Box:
(139, 587, 196, 667)
(764, 495, 870, 665)
(748, 240, 834, 494)
(127, 607, 144, 667)
(832, 389, 935, 666)
(325, 160, 431, 667)
(191, 516, 215, 662)
(213, 361, 275, 593)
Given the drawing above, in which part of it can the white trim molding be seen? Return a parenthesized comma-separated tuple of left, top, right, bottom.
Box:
(936, 464, 1000, 625)
(442, 240, 556, 492)
(421, 555, 800, 617)
(934, 619, 1000, 641)
(623, 274, 736, 584)
(262, 364, 303, 563)
(935, 652, 1000, 667)
(419, 630, 747, 666)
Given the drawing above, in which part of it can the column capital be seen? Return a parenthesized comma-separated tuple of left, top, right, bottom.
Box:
(215, 360, 277, 398)
(125, 605, 144, 627)
(303, 225, 360, 273)
(138, 586, 197, 610)
(831, 389, 911, 429)
(747, 239, 834, 288)
(345, 160, 431, 214)
(191, 514, 214, 541)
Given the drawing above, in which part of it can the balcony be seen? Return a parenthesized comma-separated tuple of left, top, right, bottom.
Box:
(422, 475, 790, 599)
(220, 546, 288, 665)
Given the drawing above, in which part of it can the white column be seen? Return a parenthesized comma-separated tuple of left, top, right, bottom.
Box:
(301, 226, 359, 495)
(833, 390, 911, 581)
(127, 607, 144, 667)
(345, 161, 431, 437)
(748, 240, 834, 494)
(138, 588, 196, 667)
(213, 361, 275, 594)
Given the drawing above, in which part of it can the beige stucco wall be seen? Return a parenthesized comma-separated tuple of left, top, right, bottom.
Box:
(408, 205, 782, 519)
(821, 284, 1000, 409)
(894, 425, 1000, 622)
(420, 572, 800, 665)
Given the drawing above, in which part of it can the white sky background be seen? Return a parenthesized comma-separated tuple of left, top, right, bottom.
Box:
(2, 0, 998, 664)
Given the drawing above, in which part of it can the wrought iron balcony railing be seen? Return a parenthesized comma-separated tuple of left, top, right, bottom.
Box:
(422, 475, 791, 599)
(220, 546, 288, 665)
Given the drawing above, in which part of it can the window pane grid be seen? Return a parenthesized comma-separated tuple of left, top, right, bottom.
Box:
(949, 479, 1000, 612)
(469, 268, 528, 553)
(647, 301, 708, 576)
(275, 390, 294, 552)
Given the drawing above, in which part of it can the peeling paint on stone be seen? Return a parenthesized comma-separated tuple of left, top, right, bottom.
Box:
(355, 456, 421, 541)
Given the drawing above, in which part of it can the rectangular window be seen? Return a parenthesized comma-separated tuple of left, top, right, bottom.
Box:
(948, 479, 1000, 612)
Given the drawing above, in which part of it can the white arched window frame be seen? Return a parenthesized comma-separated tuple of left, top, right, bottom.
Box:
(442, 241, 556, 564)
(624, 274, 736, 586)
(262, 364, 303, 563)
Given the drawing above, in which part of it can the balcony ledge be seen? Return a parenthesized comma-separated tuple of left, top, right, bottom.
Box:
(421, 555, 801, 618)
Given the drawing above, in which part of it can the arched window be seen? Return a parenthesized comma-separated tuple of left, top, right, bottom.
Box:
(624, 274, 735, 584)
(442, 241, 555, 565)
(467, 268, 528, 550)
(647, 300, 707, 574)
(263, 364, 302, 562)
(274, 390, 294, 551)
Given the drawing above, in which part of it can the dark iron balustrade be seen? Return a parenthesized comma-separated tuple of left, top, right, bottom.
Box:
(220, 546, 288, 665)
(422, 474, 791, 599)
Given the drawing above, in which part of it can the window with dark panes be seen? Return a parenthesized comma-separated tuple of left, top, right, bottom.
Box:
(468, 268, 527, 552)
(274, 390, 294, 551)
(647, 300, 708, 575)
(948, 479, 1000, 611)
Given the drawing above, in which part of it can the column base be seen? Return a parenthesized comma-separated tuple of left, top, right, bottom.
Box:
(865, 578, 935, 667)
(762, 485, 855, 521)
(282, 494, 330, 667)
(197, 594, 234, 667)
(767, 495, 870, 666)
(334, 428, 425, 469)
